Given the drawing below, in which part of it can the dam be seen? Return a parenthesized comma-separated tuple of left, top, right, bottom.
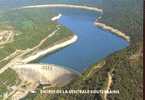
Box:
(8, 64, 79, 100)
(12, 64, 79, 87)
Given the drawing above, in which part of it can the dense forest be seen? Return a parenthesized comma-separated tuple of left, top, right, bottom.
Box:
(101, 0, 143, 100)
(24, 0, 143, 100)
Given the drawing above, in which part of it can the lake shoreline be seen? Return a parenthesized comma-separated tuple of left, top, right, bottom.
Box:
(94, 22, 130, 42)
(18, 4, 103, 13)
(22, 35, 78, 63)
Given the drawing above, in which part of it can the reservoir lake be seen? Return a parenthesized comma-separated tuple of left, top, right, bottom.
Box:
(39, 8, 128, 72)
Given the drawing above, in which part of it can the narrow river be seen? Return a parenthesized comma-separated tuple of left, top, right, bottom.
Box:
(39, 8, 128, 72)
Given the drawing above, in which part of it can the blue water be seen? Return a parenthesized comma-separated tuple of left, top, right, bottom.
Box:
(39, 9, 128, 72)
(0, 1, 128, 73)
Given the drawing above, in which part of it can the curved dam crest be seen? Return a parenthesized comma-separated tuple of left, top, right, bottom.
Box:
(12, 64, 79, 86)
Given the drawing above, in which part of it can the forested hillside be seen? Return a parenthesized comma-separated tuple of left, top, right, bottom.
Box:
(100, 0, 143, 99)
